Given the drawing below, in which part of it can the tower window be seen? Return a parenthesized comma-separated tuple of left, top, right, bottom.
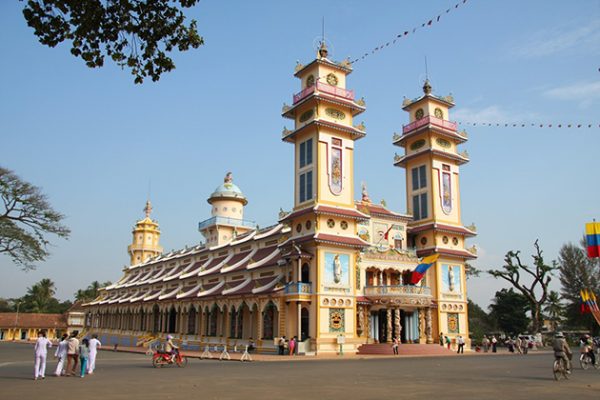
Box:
(299, 138, 313, 168)
(413, 193, 428, 220)
(299, 170, 313, 203)
(411, 165, 427, 190)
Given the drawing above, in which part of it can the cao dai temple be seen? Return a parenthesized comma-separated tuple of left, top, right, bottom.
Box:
(83, 44, 477, 354)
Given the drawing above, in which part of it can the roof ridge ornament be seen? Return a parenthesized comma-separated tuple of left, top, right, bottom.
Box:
(144, 200, 152, 218)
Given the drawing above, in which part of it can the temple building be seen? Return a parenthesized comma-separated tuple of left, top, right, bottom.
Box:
(83, 44, 477, 354)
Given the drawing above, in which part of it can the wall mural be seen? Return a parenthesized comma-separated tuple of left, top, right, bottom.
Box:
(441, 264, 461, 293)
(441, 171, 452, 214)
(329, 138, 343, 195)
(447, 313, 459, 334)
(324, 253, 350, 288)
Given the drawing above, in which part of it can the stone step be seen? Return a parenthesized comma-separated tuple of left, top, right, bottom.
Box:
(357, 343, 456, 356)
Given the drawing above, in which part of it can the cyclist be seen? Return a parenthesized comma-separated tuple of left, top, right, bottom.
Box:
(553, 332, 572, 374)
(580, 334, 596, 365)
(165, 335, 179, 362)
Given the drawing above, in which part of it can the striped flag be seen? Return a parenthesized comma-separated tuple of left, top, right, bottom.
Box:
(585, 222, 600, 258)
(410, 254, 440, 284)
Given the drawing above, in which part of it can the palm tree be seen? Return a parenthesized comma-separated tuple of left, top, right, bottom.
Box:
(22, 278, 56, 312)
(75, 281, 110, 302)
(543, 291, 564, 332)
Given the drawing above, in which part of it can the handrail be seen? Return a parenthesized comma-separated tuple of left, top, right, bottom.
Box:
(293, 82, 355, 104)
(402, 116, 458, 134)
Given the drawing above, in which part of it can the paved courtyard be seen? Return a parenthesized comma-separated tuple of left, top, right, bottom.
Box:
(1, 342, 598, 400)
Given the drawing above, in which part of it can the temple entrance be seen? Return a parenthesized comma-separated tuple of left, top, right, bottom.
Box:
(168, 306, 177, 333)
(377, 309, 388, 342)
(300, 307, 309, 341)
(152, 305, 160, 333)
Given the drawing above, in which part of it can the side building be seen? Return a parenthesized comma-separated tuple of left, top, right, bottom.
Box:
(83, 46, 476, 354)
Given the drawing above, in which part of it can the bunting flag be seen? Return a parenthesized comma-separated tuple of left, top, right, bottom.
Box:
(586, 222, 600, 258)
(350, 0, 469, 64)
(580, 289, 600, 327)
(458, 121, 600, 129)
(409, 254, 440, 284)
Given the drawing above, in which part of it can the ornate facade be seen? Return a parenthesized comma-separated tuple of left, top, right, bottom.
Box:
(83, 45, 476, 354)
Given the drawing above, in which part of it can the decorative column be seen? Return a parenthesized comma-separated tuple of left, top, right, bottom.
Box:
(394, 308, 401, 341)
(425, 308, 433, 344)
(297, 302, 302, 341)
(386, 308, 392, 343)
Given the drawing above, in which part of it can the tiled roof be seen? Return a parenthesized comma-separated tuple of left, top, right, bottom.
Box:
(0, 313, 67, 329)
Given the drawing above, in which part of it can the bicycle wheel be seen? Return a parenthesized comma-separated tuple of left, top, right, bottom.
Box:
(152, 357, 163, 368)
(176, 356, 188, 368)
(553, 360, 562, 381)
(580, 355, 590, 370)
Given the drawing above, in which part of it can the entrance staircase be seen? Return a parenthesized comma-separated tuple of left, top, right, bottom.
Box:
(357, 343, 456, 356)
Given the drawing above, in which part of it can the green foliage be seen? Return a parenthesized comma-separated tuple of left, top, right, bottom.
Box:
(21, 0, 204, 84)
(488, 240, 556, 333)
(0, 166, 70, 270)
(488, 288, 530, 336)
(542, 290, 564, 331)
(0, 298, 16, 312)
(557, 239, 600, 335)
(15, 278, 72, 313)
(465, 262, 481, 279)
(75, 280, 111, 302)
(467, 299, 495, 341)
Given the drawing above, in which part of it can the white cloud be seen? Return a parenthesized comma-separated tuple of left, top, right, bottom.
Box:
(512, 18, 600, 58)
(452, 105, 541, 124)
(543, 81, 600, 101)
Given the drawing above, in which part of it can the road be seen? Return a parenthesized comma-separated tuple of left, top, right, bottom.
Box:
(0, 342, 598, 400)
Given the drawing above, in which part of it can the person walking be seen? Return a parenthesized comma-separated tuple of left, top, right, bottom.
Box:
(445, 335, 451, 350)
(289, 336, 296, 356)
(54, 333, 69, 376)
(521, 337, 529, 355)
(456, 335, 465, 354)
(278, 336, 286, 356)
(491, 336, 497, 353)
(439, 332, 444, 347)
(79, 338, 90, 378)
(66, 331, 80, 376)
(515, 336, 522, 354)
(33, 330, 52, 380)
(392, 337, 399, 355)
(482, 336, 490, 353)
(87, 334, 102, 374)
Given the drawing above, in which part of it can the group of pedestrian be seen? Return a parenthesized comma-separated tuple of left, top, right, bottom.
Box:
(481, 335, 498, 353)
(277, 335, 298, 355)
(33, 330, 102, 380)
(505, 336, 530, 354)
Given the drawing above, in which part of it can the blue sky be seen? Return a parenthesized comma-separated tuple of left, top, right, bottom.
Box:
(1, 0, 599, 308)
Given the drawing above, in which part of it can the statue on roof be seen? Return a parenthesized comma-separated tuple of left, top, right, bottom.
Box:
(361, 181, 371, 203)
(143, 200, 152, 218)
(224, 172, 233, 184)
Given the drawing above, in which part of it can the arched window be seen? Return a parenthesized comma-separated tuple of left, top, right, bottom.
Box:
(187, 307, 197, 335)
(229, 307, 237, 338)
(301, 263, 310, 283)
(152, 305, 160, 333)
(140, 309, 146, 331)
(168, 306, 177, 333)
(209, 306, 218, 336)
(263, 302, 276, 340)
(301, 308, 309, 341)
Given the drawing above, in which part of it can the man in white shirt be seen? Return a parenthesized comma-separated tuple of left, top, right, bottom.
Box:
(54, 333, 69, 376)
(87, 334, 102, 374)
(34, 330, 52, 380)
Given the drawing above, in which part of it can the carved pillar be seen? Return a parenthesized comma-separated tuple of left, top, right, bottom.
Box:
(394, 308, 401, 341)
(425, 307, 433, 344)
(418, 309, 426, 342)
(386, 308, 392, 343)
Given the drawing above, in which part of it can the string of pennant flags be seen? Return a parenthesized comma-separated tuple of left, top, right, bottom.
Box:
(457, 121, 600, 129)
(350, 0, 470, 64)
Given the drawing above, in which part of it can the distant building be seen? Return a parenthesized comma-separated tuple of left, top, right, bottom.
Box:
(83, 44, 477, 354)
(0, 313, 66, 341)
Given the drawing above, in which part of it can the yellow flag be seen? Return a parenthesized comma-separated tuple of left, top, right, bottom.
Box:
(421, 254, 440, 264)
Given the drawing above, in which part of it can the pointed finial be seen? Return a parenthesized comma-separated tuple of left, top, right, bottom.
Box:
(318, 41, 328, 59)
(361, 181, 371, 203)
(423, 79, 432, 95)
(144, 200, 152, 218)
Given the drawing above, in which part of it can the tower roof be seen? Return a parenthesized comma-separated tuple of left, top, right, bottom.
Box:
(402, 80, 455, 111)
(208, 172, 248, 205)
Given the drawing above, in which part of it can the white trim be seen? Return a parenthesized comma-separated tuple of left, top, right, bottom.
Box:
(222, 277, 252, 295)
(220, 249, 257, 273)
(197, 281, 225, 297)
(198, 253, 234, 277)
(163, 262, 193, 282)
(247, 248, 280, 270)
(252, 274, 283, 294)
(229, 230, 257, 245)
(176, 283, 203, 299)
(158, 284, 183, 300)
(254, 224, 284, 240)
(180, 256, 213, 279)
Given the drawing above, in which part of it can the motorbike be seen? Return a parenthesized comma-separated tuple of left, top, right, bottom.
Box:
(152, 349, 188, 368)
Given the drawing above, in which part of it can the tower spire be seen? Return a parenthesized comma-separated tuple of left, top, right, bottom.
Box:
(144, 199, 152, 219)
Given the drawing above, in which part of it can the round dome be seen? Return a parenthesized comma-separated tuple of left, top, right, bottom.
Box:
(207, 172, 248, 205)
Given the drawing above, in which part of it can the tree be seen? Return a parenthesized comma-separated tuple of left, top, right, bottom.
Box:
(0, 167, 70, 270)
(488, 240, 556, 333)
(543, 291, 564, 332)
(20, 278, 57, 312)
(557, 239, 600, 334)
(22, 0, 204, 84)
(0, 298, 16, 312)
(467, 299, 495, 341)
(75, 280, 111, 302)
(488, 288, 530, 336)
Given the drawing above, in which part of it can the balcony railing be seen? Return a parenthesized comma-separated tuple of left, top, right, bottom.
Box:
(364, 285, 432, 297)
(198, 216, 256, 231)
(284, 282, 312, 295)
(402, 116, 458, 134)
(293, 82, 355, 104)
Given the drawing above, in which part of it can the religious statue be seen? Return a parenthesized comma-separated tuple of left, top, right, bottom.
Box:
(332, 158, 341, 185)
(448, 266, 455, 292)
(224, 172, 233, 184)
(333, 255, 342, 284)
(361, 181, 371, 203)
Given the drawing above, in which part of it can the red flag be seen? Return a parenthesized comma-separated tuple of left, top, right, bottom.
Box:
(428, 20, 432, 26)
(383, 225, 394, 240)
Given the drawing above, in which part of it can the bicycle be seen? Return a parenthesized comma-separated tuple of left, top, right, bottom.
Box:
(579, 351, 599, 370)
(553, 357, 570, 380)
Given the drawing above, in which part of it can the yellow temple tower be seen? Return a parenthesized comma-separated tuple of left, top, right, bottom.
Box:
(127, 200, 163, 265)
(393, 80, 477, 344)
(280, 42, 369, 353)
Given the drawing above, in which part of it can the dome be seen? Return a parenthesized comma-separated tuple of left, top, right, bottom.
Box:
(207, 172, 248, 205)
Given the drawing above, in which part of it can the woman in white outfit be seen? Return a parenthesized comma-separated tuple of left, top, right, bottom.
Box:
(87, 334, 102, 374)
(33, 330, 52, 380)
(54, 333, 69, 376)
